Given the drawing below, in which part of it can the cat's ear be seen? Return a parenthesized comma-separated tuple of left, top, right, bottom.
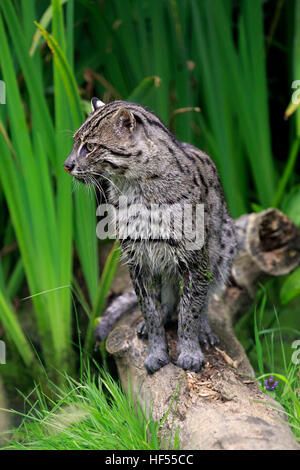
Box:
(112, 107, 136, 134)
(91, 97, 105, 112)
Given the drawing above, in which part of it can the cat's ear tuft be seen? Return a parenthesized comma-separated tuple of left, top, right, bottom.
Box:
(112, 107, 136, 134)
(91, 97, 105, 112)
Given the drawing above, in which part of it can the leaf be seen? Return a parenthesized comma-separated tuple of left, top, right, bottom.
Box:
(29, 0, 68, 56)
(0, 291, 35, 367)
(251, 203, 265, 213)
(280, 267, 300, 305)
(284, 99, 300, 120)
(128, 76, 161, 103)
(281, 186, 300, 226)
(84, 242, 121, 355)
(293, 0, 300, 137)
(34, 21, 83, 125)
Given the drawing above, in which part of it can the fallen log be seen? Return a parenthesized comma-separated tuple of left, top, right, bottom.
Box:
(99, 209, 300, 450)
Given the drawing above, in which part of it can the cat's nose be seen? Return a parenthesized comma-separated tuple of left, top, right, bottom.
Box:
(63, 158, 75, 173)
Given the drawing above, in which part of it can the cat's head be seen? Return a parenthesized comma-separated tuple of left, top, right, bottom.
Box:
(64, 98, 159, 183)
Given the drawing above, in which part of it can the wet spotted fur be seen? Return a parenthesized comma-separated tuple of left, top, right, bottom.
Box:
(65, 99, 237, 373)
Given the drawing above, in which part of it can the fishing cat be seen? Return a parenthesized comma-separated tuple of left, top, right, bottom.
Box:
(64, 98, 237, 374)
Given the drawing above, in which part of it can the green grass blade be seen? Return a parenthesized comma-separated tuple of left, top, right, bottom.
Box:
(0, 291, 35, 367)
(30, 0, 68, 56)
(1, 0, 56, 167)
(127, 76, 161, 103)
(35, 21, 83, 125)
(84, 242, 121, 355)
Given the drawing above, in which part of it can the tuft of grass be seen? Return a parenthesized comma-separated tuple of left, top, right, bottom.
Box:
(2, 367, 180, 450)
(251, 289, 300, 442)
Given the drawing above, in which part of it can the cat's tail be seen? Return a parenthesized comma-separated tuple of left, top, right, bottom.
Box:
(95, 290, 138, 342)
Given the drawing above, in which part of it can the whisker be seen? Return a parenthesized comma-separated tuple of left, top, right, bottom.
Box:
(90, 180, 101, 205)
(72, 177, 80, 193)
(90, 175, 108, 205)
(90, 171, 125, 198)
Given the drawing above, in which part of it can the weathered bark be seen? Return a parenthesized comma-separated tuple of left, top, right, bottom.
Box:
(100, 209, 300, 450)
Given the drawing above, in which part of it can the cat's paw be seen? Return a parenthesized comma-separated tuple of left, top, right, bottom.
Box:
(137, 321, 148, 339)
(199, 315, 219, 348)
(144, 351, 169, 374)
(199, 329, 219, 348)
(177, 349, 206, 372)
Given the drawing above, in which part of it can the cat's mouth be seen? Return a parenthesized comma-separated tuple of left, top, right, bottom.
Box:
(73, 175, 87, 183)
(69, 169, 90, 184)
(72, 171, 105, 189)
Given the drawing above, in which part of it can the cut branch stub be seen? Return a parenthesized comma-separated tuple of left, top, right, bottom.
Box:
(243, 209, 300, 276)
(231, 209, 300, 300)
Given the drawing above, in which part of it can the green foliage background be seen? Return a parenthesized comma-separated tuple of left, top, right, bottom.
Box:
(0, 0, 299, 436)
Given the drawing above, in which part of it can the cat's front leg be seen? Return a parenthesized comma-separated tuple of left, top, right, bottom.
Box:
(129, 266, 169, 373)
(176, 264, 209, 372)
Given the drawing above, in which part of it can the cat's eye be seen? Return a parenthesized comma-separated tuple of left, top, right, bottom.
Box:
(86, 143, 95, 152)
